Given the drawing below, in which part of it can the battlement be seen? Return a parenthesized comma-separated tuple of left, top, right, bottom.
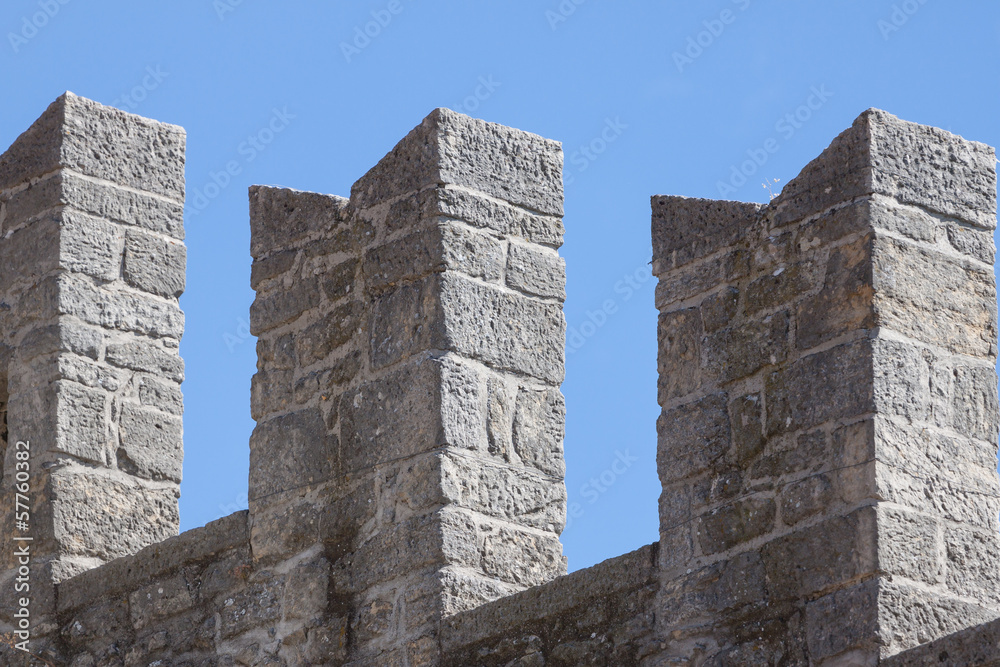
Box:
(0, 95, 997, 665)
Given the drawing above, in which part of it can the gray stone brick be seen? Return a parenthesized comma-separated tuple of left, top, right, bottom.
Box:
(512, 386, 566, 477)
(123, 228, 186, 298)
(505, 242, 565, 300)
(248, 408, 332, 500)
(657, 392, 730, 484)
(106, 339, 184, 383)
(118, 403, 183, 483)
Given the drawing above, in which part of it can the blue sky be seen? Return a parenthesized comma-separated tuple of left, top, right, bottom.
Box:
(1, 1, 998, 572)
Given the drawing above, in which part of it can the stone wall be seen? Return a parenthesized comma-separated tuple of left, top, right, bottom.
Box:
(0, 93, 186, 661)
(0, 95, 998, 666)
(650, 109, 1000, 664)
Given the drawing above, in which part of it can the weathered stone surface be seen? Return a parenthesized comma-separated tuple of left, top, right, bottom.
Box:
(249, 185, 350, 259)
(249, 408, 332, 500)
(118, 403, 184, 482)
(703, 311, 789, 384)
(123, 228, 186, 297)
(106, 338, 185, 382)
(651, 196, 762, 272)
(658, 392, 730, 483)
(512, 386, 565, 477)
(505, 242, 565, 300)
(58, 272, 185, 339)
(873, 234, 997, 357)
(351, 108, 563, 216)
(249, 273, 321, 335)
(796, 233, 874, 350)
(765, 339, 873, 435)
(696, 496, 775, 554)
(657, 308, 701, 402)
(50, 467, 180, 562)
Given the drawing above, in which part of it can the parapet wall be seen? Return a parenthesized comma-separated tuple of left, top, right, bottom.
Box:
(0, 95, 997, 666)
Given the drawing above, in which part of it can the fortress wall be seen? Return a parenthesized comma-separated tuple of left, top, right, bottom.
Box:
(0, 93, 186, 659)
(650, 109, 1000, 664)
(1, 95, 997, 667)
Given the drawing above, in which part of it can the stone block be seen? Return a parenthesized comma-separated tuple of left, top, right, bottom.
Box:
(480, 521, 565, 587)
(219, 573, 284, 639)
(249, 408, 332, 500)
(248, 186, 351, 259)
(947, 223, 995, 265)
(294, 300, 362, 367)
(137, 376, 184, 416)
(796, 235, 874, 350)
(651, 196, 761, 271)
(50, 467, 179, 561)
(435, 187, 565, 247)
(872, 337, 929, 423)
(440, 452, 566, 532)
(363, 226, 444, 293)
(0, 212, 60, 294)
(505, 242, 565, 300)
(370, 274, 447, 368)
(804, 580, 878, 662)
(702, 311, 789, 385)
(944, 526, 1000, 604)
(53, 381, 108, 465)
(512, 386, 565, 477)
(657, 308, 701, 403)
(351, 108, 563, 217)
(284, 557, 331, 620)
(745, 259, 817, 315)
(251, 248, 297, 291)
(59, 94, 186, 200)
(129, 574, 195, 629)
(250, 368, 293, 420)
(766, 339, 873, 436)
(729, 393, 764, 466)
(696, 496, 775, 555)
(700, 287, 739, 333)
(340, 355, 485, 471)
(58, 272, 185, 339)
(106, 338, 185, 383)
(60, 210, 125, 281)
(877, 506, 941, 586)
(872, 235, 996, 357)
(118, 403, 183, 483)
(780, 474, 834, 526)
(441, 273, 565, 384)
(951, 365, 1000, 443)
(657, 392, 730, 484)
(123, 228, 186, 298)
(60, 170, 186, 239)
(249, 273, 322, 335)
(761, 508, 876, 601)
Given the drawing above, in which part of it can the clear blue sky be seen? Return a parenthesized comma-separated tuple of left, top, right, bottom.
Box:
(2, 1, 998, 572)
